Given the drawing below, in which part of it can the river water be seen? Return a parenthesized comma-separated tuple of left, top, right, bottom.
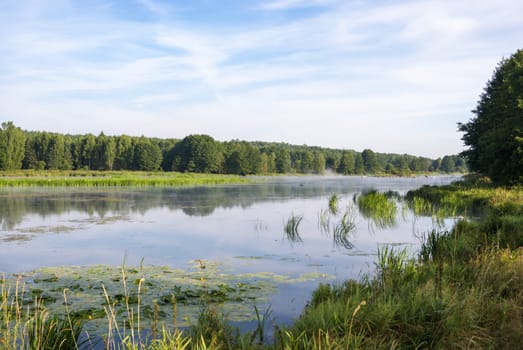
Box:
(0, 175, 459, 330)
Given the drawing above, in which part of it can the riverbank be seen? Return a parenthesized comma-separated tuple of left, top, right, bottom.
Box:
(276, 179, 522, 349)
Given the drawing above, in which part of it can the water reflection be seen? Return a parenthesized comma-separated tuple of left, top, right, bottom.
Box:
(0, 176, 461, 326)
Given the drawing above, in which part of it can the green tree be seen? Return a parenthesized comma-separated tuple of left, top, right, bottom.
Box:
(80, 134, 97, 170)
(114, 135, 134, 170)
(94, 132, 116, 170)
(440, 155, 456, 173)
(46, 133, 66, 170)
(172, 135, 223, 173)
(133, 137, 162, 171)
(0, 122, 26, 170)
(275, 148, 291, 173)
(312, 151, 325, 174)
(458, 49, 523, 184)
(224, 141, 261, 175)
(338, 151, 355, 175)
(361, 149, 378, 173)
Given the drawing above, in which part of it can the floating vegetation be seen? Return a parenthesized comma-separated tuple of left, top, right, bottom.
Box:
(1, 263, 329, 338)
(357, 190, 398, 229)
(328, 193, 339, 215)
(284, 213, 303, 244)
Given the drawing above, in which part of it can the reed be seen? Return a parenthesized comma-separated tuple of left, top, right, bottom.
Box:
(0, 171, 252, 188)
(332, 210, 356, 249)
(284, 213, 304, 244)
(328, 193, 338, 215)
(357, 190, 397, 228)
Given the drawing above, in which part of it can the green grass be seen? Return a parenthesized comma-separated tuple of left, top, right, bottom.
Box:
(0, 170, 252, 188)
(275, 180, 523, 349)
(284, 213, 304, 244)
(357, 190, 398, 228)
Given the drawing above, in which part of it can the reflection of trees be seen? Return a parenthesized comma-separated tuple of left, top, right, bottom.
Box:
(0, 179, 358, 230)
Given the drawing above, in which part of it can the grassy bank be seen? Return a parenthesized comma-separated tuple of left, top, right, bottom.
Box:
(1, 179, 522, 349)
(0, 170, 252, 188)
(276, 180, 522, 349)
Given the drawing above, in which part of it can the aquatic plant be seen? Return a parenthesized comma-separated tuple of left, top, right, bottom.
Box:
(357, 190, 398, 229)
(317, 208, 330, 235)
(328, 193, 339, 215)
(332, 209, 356, 249)
(284, 213, 303, 244)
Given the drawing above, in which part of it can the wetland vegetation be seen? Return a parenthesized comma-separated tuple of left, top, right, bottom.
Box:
(1, 176, 522, 349)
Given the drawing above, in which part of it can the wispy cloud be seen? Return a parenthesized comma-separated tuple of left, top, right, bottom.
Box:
(259, 0, 335, 10)
(0, 0, 522, 157)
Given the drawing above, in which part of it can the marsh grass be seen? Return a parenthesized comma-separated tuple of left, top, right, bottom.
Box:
(328, 193, 338, 215)
(332, 210, 356, 249)
(0, 170, 251, 188)
(317, 208, 330, 235)
(274, 182, 523, 349)
(284, 214, 303, 244)
(0, 276, 85, 350)
(357, 190, 398, 228)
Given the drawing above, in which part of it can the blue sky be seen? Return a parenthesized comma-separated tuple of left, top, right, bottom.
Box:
(1, 0, 522, 158)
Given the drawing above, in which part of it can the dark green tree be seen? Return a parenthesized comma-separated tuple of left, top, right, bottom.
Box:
(338, 151, 355, 175)
(275, 148, 292, 174)
(0, 121, 26, 170)
(458, 49, 523, 184)
(114, 135, 134, 170)
(312, 151, 325, 174)
(172, 135, 223, 173)
(94, 132, 116, 170)
(361, 149, 378, 173)
(224, 141, 261, 175)
(46, 133, 66, 170)
(133, 137, 162, 171)
(440, 155, 456, 173)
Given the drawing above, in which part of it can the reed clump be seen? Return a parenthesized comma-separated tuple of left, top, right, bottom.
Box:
(284, 213, 304, 243)
(357, 190, 398, 228)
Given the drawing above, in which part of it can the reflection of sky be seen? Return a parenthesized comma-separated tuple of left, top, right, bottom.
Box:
(0, 176, 459, 324)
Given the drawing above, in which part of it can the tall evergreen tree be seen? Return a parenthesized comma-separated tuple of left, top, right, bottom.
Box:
(459, 49, 523, 184)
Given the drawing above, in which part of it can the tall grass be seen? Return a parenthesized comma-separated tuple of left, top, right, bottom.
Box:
(357, 190, 397, 228)
(328, 193, 338, 215)
(0, 276, 85, 350)
(284, 213, 304, 244)
(0, 171, 252, 188)
(332, 210, 356, 249)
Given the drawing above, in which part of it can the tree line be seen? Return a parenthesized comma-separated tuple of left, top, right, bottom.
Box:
(0, 122, 466, 175)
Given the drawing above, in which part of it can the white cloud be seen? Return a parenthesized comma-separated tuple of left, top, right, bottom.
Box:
(259, 0, 335, 10)
(1, 0, 522, 157)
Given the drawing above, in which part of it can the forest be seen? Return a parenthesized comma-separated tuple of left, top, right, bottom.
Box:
(0, 122, 466, 175)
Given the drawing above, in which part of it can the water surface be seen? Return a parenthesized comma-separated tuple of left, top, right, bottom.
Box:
(0, 175, 459, 326)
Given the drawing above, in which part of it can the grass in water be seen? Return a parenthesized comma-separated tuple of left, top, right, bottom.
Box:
(284, 213, 304, 244)
(357, 190, 398, 229)
(328, 193, 338, 215)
